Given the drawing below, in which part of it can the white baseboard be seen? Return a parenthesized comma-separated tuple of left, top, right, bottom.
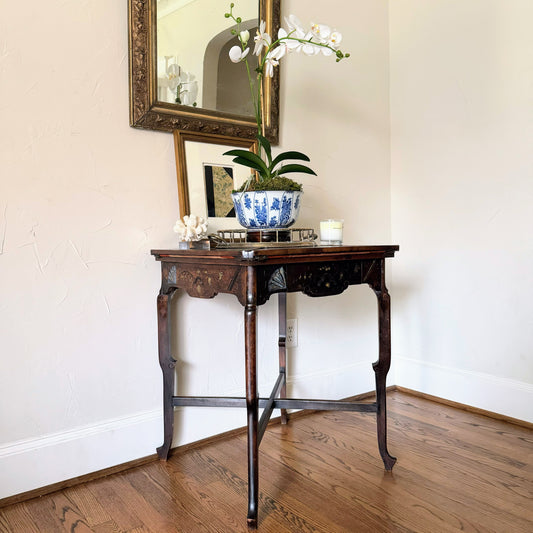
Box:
(0, 409, 162, 500)
(0, 361, 378, 500)
(394, 356, 533, 423)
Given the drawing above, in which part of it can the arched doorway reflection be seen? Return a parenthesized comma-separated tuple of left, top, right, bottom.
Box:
(203, 20, 258, 116)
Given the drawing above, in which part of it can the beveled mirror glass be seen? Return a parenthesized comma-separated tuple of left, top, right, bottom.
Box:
(128, 0, 280, 141)
(173, 130, 258, 231)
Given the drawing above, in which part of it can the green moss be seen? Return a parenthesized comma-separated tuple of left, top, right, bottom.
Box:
(235, 176, 302, 192)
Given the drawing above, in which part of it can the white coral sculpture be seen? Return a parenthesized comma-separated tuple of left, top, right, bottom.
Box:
(173, 214, 208, 242)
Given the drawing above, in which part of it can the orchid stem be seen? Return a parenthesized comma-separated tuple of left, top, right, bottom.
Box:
(227, 8, 263, 153)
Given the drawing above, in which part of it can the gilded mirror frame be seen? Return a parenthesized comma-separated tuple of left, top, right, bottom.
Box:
(128, 0, 280, 142)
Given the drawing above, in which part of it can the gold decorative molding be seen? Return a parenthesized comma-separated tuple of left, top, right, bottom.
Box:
(127, 0, 280, 141)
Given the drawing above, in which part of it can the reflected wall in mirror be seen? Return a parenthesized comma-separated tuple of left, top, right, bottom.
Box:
(157, 0, 257, 116)
(174, 130, 258, 231)
(129, 0, 280, 141)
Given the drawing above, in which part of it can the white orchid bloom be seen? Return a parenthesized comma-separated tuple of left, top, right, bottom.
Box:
(310, 23, 331, 43)
(239, 29, 250, 46)
(302, 44, 320, 56)
(320, 32, 342, 57)
(301, 34, 321, 56)
(271, 44, 287, 61)
(274, 30, 290, 57)
(328, 31, 343, 49)
(167, 75, 179, 91)
(166, 63, 180, 90)
(278, 28, 300, 53)
(253, 20, 271, 56)
(263, 50, 280, 78)
(229, 45, 250, 63)
(284, 14, 306, 38)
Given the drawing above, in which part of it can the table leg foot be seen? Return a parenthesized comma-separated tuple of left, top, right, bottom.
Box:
(375, 370, 396, 471)
(247, 517, 257, 529)
(382, 452, 397, 471)
(246, 415, 258, 528)
(377, 411, 397, 470)
(156, 443, 171, 461)
(376, 413, 397, 470)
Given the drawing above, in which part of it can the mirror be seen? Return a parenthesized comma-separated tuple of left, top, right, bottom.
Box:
(128, 0, 280, 141)
(173, 130, 258, 231)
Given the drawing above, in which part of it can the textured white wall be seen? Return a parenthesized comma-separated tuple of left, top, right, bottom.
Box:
(389, 0, 533, 419)
(0, 1, 178, 497)
(0, 0, 391, 498)
(282, 0, 391, 398)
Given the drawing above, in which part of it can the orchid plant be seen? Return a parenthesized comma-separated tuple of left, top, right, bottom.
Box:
(223, 3, 349, 192)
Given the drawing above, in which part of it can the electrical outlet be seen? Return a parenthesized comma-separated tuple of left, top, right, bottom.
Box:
(286, 319, 298, 347)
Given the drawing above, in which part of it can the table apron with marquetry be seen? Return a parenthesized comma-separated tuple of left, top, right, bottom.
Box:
(151, 245, 399, 528)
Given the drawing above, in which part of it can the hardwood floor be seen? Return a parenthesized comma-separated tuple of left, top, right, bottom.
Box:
(1, 391, 532, 532)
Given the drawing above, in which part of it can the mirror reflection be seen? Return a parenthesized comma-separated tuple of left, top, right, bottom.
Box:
(185, 140, 251, 223)
(173, 131, 257, 232)
(157, 0, 258, 116)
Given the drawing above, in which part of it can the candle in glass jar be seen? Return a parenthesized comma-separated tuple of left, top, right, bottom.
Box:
(320, 219, 343, 244)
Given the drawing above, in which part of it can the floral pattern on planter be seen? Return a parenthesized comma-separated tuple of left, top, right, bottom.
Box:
(232, 191, 303, 229)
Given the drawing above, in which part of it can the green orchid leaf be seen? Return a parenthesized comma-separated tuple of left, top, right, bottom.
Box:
(231, 156, 269, 178)
(256, 134, 272, 165)
(277, 163, 317, 176)
(223, 149, 269, 173)
(270, 150, 311, 169)
(223, 148, 257, 159)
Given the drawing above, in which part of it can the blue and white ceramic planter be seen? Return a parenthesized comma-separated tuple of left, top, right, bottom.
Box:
(231, 190, 303, 229)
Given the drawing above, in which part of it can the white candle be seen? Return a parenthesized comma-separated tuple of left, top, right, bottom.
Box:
(320, 219, 343, 244)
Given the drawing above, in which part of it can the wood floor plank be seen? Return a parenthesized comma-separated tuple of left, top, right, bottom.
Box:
(101, 472, 182, 533)
(90, 520, 121, 533)
(256, 449, 405, 532)
(190, 438, 331, 532)
(87, 477, 143, 532)
(0, 504, 41, 533)
(63, 484, 115, 529)
(0, 514, 10, 533)
(306, 416, 525, 532)
(7, 499, 61, 533)
(12, 492, 93, 533)
(320, 409, 530, 506)
(218, 431, 420, 533)
(1, 391, 531, 532)
(49, 492, 94, 532)
(205, 438, 336, 533)
(389, 394, 533, 465)
(121, 461, 237, 533)
(259, 426, 461, 532)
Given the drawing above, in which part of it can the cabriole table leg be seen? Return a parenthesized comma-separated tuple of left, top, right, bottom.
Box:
(372, 282, 397, 471)
(156, 289, 177, 460)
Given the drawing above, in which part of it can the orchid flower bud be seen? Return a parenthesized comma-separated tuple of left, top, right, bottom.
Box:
(239, 30, 250, 45)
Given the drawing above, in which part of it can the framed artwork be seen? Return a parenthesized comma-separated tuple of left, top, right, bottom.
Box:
(173, 130, 258, 231)
(203, 164, 235, 218)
